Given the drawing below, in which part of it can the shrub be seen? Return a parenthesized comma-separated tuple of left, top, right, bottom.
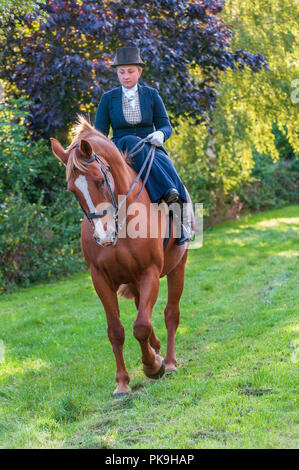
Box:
(0, 97, 86, 292)
(0, 190, 85, 292)
(239, 153, 299, 212)
(0, 97, 65, 205)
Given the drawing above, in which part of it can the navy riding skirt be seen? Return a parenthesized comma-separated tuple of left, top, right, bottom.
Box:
(113, 135, 187, 203)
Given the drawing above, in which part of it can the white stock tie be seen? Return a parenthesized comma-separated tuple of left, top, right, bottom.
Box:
(123, 86, 137, 108)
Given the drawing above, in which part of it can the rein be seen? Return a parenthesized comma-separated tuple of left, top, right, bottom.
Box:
(72, 137, 155, 232)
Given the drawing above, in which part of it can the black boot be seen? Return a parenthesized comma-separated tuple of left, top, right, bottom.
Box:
(162, 188, 179, 204)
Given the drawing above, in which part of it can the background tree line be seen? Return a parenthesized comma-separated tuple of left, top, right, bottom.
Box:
(0, 0, 298, 291)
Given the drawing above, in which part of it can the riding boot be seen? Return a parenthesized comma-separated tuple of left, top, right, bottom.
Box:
(167, 198, 192, 245)
(162, 188, 179, 204)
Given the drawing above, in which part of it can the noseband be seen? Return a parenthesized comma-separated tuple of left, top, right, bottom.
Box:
(71, 137, 155, 236)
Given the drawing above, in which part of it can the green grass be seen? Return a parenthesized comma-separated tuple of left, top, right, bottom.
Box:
(0, 204, 298, 449)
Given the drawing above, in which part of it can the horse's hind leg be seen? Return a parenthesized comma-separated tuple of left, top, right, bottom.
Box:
(91, 267, 130, 396)
(164, 250, 188, 372)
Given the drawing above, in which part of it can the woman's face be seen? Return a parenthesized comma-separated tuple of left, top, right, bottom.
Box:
(116, 65, 142, 89)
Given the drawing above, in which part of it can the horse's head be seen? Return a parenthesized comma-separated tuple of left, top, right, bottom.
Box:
(51, 137, 117, 247)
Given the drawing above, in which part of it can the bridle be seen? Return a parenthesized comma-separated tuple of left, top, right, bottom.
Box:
(71, 137, 155, 237)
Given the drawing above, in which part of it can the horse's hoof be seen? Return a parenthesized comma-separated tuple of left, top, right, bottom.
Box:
(144, 358, 165, 380)
(113, 391, 130, 399)
(164, 359, 178, 373)
(113, 385, 131, 398)
(165, 368, 177, 374)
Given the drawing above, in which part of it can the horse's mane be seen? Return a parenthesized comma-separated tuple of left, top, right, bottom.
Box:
(66, 115, 129, 180)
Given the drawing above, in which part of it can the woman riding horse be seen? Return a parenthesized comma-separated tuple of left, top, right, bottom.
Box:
(95, 46, 190, 245)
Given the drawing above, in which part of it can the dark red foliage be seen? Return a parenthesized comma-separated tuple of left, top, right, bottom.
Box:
(0, 0, 268, 139)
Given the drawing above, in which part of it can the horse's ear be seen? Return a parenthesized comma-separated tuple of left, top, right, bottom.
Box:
(80, 139, 93, 160)
(50, 138, 68, 166)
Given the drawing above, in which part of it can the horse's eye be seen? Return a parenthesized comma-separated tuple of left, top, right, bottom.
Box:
(98, 178, 105, 188)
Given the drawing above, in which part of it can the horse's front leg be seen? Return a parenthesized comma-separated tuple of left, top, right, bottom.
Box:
(90, 267, 131, 396)
(131, 284, 162, 358)
(133, 269, 165, 379)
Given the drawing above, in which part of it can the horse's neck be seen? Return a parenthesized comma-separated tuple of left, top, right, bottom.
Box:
(91, 135, 147, 205)
(111, 160, 143, 205)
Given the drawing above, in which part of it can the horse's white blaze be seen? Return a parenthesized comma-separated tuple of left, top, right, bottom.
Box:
(74, 175, 106, 239)
(74, 175, 94, 212)
(94, 219, 107, 240)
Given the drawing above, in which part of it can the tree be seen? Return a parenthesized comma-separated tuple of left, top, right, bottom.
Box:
(0, 1, 47, 39)
(0, 0, 45, 18)
(212, 0, 298, 169)
(167, 0, 298, 219)
(0, 0, 268, 140)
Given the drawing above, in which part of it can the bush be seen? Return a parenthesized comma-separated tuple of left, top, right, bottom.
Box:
(0, 97, 86, 292)
(169, 118, 298, 223)
(239, 153, 299, 211)
(0, 190, 85, 292)
(0, 97, 65, 205)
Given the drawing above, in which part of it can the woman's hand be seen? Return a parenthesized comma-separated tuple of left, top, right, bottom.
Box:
(146, 131, 164, 147)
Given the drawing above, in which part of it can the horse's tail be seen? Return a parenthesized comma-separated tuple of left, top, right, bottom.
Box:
(117, 283, 135, 300)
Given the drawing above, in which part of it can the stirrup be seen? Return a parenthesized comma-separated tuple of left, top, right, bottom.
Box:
(174, 202, 192, 245)
(175, 220, 192, 245)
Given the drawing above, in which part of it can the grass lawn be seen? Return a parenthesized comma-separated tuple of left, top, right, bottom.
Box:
(0, 204, 298, 449)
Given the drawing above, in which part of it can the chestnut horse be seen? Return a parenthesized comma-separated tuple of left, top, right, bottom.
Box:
(50, 116, 192, 396)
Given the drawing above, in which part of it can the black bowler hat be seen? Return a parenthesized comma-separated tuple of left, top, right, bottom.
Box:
(112, 46, 145, 68)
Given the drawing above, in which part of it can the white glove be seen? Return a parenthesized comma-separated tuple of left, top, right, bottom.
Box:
(147, 131, 164, 147)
